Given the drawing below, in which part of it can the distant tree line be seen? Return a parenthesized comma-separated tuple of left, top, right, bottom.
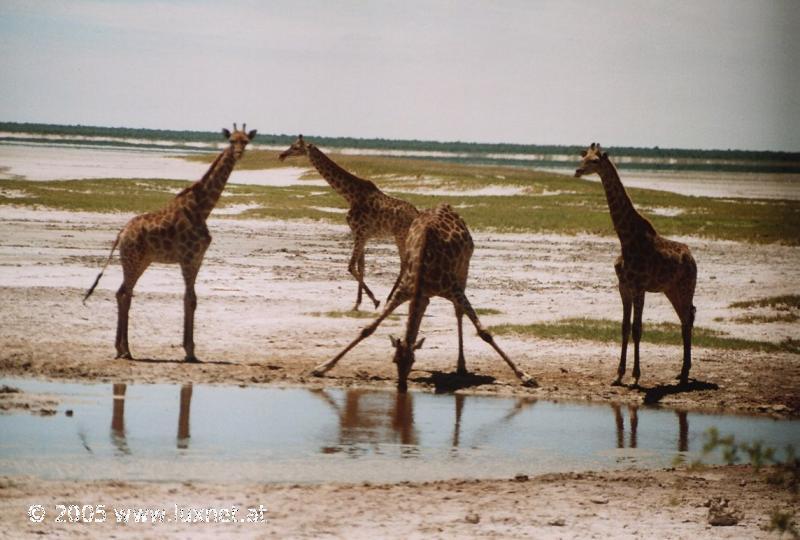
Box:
(1, 121, 798, 164)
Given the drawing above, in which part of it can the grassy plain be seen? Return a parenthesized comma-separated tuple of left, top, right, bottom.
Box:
(2, 150, 799, 244)
(491, 317, 800, 354)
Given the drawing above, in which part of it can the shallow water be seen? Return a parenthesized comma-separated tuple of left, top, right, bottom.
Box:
(0, 145, 318, 187)
(546, 167, 800, 200)
(1, 378, 797, 484)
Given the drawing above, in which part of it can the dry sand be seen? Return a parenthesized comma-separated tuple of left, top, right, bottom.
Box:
(1, 466, 795, 539)
(1, 205, 798, 538)
(1, 206, 797, 415)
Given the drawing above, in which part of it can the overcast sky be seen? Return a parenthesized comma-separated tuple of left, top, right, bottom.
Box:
(1, 1, 798, 151)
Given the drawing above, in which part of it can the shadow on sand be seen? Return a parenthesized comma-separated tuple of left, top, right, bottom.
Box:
(412, 371, 496, 393)
(638, 379, 719, 405)
(123, 357, 261, 367)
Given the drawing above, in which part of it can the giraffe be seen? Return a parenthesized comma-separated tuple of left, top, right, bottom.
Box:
(575, 143, 697, 386)
(311, 203, 537, 392)
(279, 135, 419, 310)
(83, 124, 257, 362)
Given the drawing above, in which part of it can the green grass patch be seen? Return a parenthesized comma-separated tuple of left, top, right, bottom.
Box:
(731, 313, 799, 324)
(730, 294, 800, 310)
(2, 151, 799, 245)
(475, 308, 502, 316)
(491, 317, 800, 354)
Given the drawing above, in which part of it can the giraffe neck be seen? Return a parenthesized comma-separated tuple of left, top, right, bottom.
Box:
(404, 227, 432, 347)
(307, 145, 364, 203)
(188, 146, 238, 221)
(596, 160, 644, 244)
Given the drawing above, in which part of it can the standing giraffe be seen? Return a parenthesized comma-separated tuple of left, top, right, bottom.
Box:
(279, 135, 419, 310)
(574, 143, 697, 385)
(83, 124, 257, 361)
(312, 203, 537, 392)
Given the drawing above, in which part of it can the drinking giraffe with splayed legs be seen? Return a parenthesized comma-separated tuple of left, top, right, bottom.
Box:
(312, 203, 537, 392)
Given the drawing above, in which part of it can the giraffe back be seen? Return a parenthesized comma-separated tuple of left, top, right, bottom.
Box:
(401, 203, 473, 298)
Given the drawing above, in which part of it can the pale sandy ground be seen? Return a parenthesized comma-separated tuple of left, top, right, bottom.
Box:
(1, 205, 799, 538)
(0, 206, 797, 414)
(1, 466, 796, 539)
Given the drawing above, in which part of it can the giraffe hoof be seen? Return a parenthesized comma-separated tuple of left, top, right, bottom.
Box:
(521, 376, 538, 388)
(611, 379, 624, 387)
(116, 352, 133, 360)
(310, 368, 327, 377)
(184, 355, 200, 363)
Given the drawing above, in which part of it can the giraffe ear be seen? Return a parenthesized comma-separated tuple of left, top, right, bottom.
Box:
(389, 335, 400, 348)
(221, 128, 231, 139)
(580, 150, 587, 157)
(247, 129, 257, 140)
(602, 152, 608, 159)
(413, 337, 425, 350)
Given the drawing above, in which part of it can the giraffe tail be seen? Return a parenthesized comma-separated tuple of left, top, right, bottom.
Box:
(83, 233, 120, 305)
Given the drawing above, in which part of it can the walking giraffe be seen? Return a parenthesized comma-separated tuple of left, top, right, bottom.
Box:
(279, 135, 419, 310)
(83, 124, 257, 361)
(312, 203, 537, 392)
(575, 143, 697, 385)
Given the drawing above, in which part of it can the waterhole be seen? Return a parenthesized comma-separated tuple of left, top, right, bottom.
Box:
(1, 378, 797, 483)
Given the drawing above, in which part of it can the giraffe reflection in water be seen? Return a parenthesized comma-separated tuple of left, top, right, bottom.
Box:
(110, 383, 194, 453)
(315, 390, 418, 457)
(313, 389, 536, 455)
(611, 403, 690, 452)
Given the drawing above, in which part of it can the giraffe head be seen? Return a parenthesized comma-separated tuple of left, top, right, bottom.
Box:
(574, 142, 608, 178)
(221, 123, 257, 160)
(278, 134, 309, 161)
(390, 335, 425, 392)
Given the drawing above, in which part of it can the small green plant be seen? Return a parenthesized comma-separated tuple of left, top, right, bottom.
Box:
(700, 428, 799, 538)
(768, 509, 800, 539)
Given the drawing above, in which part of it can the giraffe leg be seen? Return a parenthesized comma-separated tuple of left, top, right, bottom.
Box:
(386, 258, 405, 306)
(455, 305, 467, 375)
(115, 256, 148, 360)
(181, 259, 203, 363)
(358, 250, 379, 309)
(631, 291, 645, 386)
(666, 288, 695, 385)
(396, 295, 430, 393)
(613, 290, 633, 386)
(452, 288, 537, 387)
(386, 234, 408, 305)
(348, 238, 379, 310)
(312, 290, 410, 377)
